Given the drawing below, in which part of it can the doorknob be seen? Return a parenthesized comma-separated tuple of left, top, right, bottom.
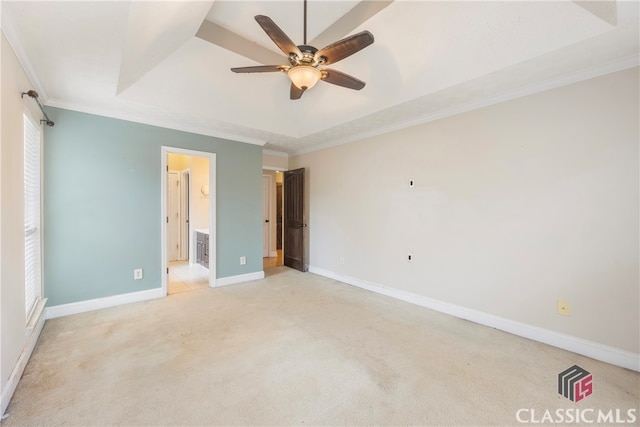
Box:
(265, 219, 269, 223)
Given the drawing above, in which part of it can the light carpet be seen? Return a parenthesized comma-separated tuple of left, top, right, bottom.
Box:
(3, 267, 638, 426)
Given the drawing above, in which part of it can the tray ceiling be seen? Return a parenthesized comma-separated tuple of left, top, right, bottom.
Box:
(2, 1, 638, 154)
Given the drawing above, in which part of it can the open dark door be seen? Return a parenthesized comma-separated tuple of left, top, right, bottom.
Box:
(284, 168, 306, 271)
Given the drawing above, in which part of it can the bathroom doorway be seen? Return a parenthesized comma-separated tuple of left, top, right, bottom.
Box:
(162, 147, 216, 295)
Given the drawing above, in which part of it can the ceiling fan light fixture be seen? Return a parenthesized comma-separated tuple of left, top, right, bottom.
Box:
(231, 2, 374, 99)
(288, 65, 321, 90)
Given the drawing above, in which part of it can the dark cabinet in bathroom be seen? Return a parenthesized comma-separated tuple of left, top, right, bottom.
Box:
(196, 231, 209, 269)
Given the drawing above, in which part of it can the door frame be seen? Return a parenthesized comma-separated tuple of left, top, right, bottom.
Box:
(161, 147, 216, 295)
(263, 167, 286, 258)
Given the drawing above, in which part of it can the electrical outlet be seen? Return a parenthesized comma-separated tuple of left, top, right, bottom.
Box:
(408, 253, 413, 262)
(240, 256, 246, 265)
(557, 300, 571, 316)
(134, 269, 143, 280)
(340, 257, 345, 265)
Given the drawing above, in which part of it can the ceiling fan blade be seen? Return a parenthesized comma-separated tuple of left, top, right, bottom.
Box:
(290, 83, 305, 100)
(231, 65, 288, 73)
(309, 1, 392, 50)
(255, 15, 302, 58)
(321, 68, 366, 90)
(197, 21, 284, 66)
(315, 31, 374, 65)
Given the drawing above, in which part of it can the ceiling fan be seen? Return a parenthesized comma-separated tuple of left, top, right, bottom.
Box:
(231, 0, 374, 100)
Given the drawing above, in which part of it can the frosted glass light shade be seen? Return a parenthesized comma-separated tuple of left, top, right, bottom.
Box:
(288, 66, 321, 90)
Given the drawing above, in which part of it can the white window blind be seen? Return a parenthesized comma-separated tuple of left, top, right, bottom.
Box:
(24, 113, 42, 318)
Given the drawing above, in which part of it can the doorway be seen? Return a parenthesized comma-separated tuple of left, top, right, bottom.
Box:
(162, 147, 216, 295)
(262, 168, 305, 272)
(263, 170, 284, 268)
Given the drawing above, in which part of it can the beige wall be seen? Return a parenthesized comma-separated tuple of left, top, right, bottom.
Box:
(167, 153, 190, 171)
(191, 156, 210, 232)
(291, 67, 639, 354)
(1, 32, 46, 413)
(263, 150, 288, 171)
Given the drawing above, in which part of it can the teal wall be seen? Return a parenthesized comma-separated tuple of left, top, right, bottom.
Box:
(43, 108, 263, 306)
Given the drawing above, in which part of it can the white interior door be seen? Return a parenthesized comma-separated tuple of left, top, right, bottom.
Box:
(262, 175, 270, 257)
(167, 171, 181, 262)
(180, 170, 190, 261)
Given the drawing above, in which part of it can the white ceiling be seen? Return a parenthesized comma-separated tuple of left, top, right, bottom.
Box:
(2, 1, 638, 154)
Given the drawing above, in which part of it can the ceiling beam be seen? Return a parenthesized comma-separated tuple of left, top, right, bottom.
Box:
(309, 0, 394, 49)
(196, 20, 284, 66)
(117, 1, 213, 95)
(572, 1, 617, 26)
(196, 1, 394, 65)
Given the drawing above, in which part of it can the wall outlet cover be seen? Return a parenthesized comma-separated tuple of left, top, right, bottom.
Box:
(557, 300, 571, 316)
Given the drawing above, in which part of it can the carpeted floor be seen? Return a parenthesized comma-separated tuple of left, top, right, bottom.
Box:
(3, 267, 638, 426)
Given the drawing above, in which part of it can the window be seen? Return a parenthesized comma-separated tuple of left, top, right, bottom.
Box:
(24, 113, 42, 318)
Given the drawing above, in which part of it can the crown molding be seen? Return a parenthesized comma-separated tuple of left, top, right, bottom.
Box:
(291, 54, 640, 156)
(4, 0, 636, 157)
(45, 98, 267, 146)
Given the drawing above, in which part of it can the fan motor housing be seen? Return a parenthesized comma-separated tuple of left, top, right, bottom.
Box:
(293, 45, 320, 66)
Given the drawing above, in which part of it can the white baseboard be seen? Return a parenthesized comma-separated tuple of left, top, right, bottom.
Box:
(215, 271, 265, 287)
(308, 265, 640, 372)
(1, 299, 47, 417)
(45, 288, 164, 319)
(44, 270, 267, 318)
